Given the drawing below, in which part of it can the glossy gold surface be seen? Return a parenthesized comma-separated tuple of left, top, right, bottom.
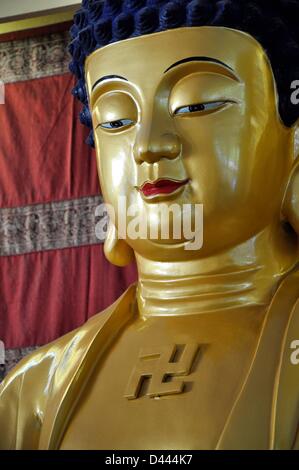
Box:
(1, 27, 299, 450)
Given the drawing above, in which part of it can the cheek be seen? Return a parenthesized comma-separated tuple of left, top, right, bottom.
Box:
(95, 134, 137, 205)
(177, 108, 289, 223)
(176, 108, 249, 211)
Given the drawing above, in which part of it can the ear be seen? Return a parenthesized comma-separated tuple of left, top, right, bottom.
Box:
(104, 222, 135, 267)
(281, 121, 299, 233)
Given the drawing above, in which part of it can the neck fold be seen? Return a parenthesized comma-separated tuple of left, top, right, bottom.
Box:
(135, 223, 299, 317)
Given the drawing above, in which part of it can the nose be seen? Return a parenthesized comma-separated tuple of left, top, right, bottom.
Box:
(133, 129, 181, 164)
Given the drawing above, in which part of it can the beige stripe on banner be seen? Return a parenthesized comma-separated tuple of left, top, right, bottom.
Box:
(0, 31, 71, 84)
(0, 195, 106, 256)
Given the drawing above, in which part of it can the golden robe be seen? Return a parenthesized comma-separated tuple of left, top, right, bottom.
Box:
(0, 275, 299, 450)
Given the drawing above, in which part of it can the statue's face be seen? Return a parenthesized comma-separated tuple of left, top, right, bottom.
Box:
(85, 27, 294, 261)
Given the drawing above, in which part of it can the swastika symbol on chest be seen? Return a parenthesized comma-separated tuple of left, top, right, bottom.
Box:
(124, 343, 199, 400)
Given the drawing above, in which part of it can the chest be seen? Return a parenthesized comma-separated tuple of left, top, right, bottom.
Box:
(59, 309, 272, 449)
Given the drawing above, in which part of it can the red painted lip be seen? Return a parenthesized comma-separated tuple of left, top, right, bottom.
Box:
(139, 178, 189, 197)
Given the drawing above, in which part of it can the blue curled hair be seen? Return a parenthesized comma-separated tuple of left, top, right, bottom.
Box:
(69, 0, 299, 147)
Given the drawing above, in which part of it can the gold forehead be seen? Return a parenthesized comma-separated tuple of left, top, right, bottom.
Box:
(84, 26, 273, 100)
(85, 26, 267, 69)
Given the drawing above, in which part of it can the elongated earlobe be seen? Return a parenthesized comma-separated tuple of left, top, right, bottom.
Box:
(104, 222, 135, 266)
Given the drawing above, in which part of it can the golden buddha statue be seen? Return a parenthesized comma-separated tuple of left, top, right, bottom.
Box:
(1, 0, 299, 450)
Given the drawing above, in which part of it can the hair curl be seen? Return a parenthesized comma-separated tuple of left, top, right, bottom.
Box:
(69, 0, 299, 147)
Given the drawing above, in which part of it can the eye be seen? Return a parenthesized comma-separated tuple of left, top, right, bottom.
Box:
(98, 118, 135, 130)
(174, 101, 229, 116)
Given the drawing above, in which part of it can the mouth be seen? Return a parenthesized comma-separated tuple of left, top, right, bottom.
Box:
(139, 178, 190, 197)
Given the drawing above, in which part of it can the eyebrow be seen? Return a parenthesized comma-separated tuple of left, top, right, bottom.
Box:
(164, 56, 235, 73)
(91, 56, 237, 94)
(92, 74, 128, 91)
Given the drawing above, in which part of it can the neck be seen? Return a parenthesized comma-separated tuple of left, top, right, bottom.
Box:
(135, 223, 299, 318)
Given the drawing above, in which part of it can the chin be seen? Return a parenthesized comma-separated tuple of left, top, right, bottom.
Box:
(129, 237, 206, 262)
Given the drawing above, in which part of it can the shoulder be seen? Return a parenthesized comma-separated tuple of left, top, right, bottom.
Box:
(0, 283, 137, 449)
(2, 282, 137, 388)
